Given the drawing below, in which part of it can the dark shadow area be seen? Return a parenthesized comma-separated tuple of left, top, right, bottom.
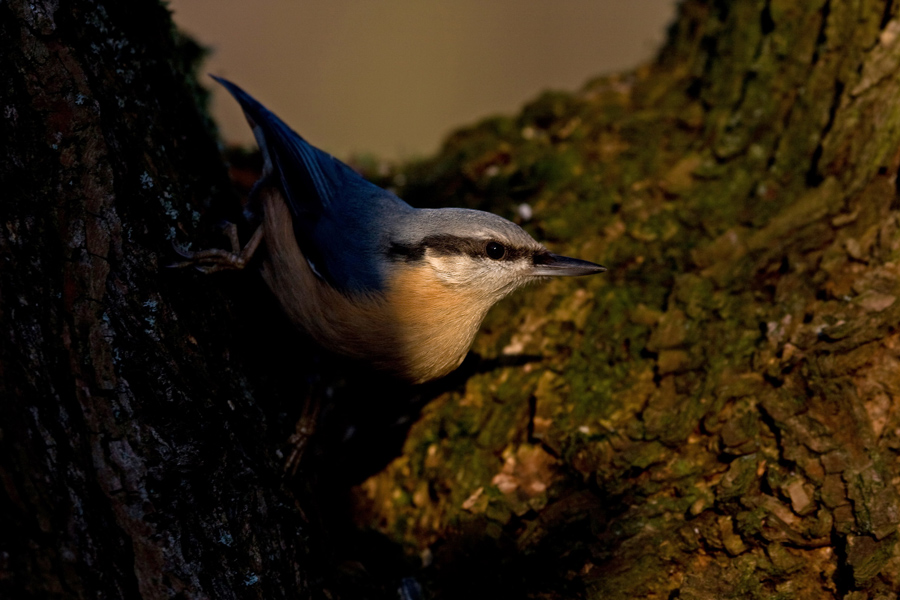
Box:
(398, 485, 629, 600)
(221, 275, 590, 597)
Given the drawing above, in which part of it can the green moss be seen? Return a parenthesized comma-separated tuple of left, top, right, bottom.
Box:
(350, 3, 900, 597)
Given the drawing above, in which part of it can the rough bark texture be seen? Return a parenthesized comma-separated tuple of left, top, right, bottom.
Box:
(354, 1, 900, 598)
(0, 1, 325, 598)
(5, 0, 900, 599)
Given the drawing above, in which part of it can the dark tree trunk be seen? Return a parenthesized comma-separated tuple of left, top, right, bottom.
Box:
(1, 1, 322, 598)
(5, 0, 900, 599)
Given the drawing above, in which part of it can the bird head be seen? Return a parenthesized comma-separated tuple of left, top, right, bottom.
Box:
(388, 208, 605, 303)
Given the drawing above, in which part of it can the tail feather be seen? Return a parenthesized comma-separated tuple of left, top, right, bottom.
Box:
(211, 75, 408, 293)
(212, 75, 342, 217)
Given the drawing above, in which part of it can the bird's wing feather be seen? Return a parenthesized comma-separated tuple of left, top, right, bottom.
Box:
(213, 76, 412, 293)
(213, 75, 339, 215)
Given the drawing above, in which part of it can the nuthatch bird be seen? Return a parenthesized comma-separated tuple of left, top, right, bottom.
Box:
(182, 77, 606, 384)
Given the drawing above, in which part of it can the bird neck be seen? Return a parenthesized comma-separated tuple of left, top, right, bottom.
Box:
(385, 263, 492, 382)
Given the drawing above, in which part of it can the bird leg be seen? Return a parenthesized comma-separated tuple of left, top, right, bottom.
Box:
(284, 394, 322, 476)
(170, 223, 264, 273)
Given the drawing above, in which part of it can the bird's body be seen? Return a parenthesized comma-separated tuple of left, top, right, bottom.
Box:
(194, 77, 605, 383)
(259, 186, 492, 381)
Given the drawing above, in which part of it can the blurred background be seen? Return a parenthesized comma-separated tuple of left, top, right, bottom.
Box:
(169, 0, 677, 160)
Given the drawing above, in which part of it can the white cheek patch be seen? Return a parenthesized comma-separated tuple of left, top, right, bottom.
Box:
(424, 254, 472, 285)
(424, 252, 528, 300)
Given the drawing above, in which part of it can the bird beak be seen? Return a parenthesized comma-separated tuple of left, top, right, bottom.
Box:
(532, 253, 607, 277)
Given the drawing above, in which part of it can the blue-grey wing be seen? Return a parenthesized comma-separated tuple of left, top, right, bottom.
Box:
(213, 76, 411, 293)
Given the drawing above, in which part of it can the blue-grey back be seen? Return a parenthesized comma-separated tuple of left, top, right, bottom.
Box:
(214, 76, 412, 293)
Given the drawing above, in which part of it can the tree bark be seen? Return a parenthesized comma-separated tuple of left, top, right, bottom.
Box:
(355, 1, 900, 598)
(5, 0, 900, 599)
(1, 1, 324, 598)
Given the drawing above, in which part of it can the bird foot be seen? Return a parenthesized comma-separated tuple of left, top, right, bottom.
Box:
(284, 395, 322, 476)
(169, 223, 264, 273)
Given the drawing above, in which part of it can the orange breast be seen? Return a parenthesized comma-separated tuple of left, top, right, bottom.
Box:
(384, 264, 488, 382)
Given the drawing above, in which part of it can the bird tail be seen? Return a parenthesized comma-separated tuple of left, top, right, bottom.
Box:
(211, 75, 340, 217)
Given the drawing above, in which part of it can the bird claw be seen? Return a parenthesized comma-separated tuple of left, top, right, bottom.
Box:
(169, 223, 264, 273)
(168, 247, 247, 273)
(284, 395, 322, 477)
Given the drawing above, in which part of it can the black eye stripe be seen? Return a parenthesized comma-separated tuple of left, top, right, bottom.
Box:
(389, 235, 535, 262)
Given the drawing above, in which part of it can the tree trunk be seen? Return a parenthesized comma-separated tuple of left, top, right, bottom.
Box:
(1, 1, 324, 598)
(5, 0, 900, 599)
(355, 1, 900, 598)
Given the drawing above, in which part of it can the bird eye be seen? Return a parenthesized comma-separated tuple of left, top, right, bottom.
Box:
(485, 241, 507, 260)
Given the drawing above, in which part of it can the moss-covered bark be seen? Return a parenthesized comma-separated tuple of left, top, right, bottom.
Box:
(353, 1, 900, 597)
